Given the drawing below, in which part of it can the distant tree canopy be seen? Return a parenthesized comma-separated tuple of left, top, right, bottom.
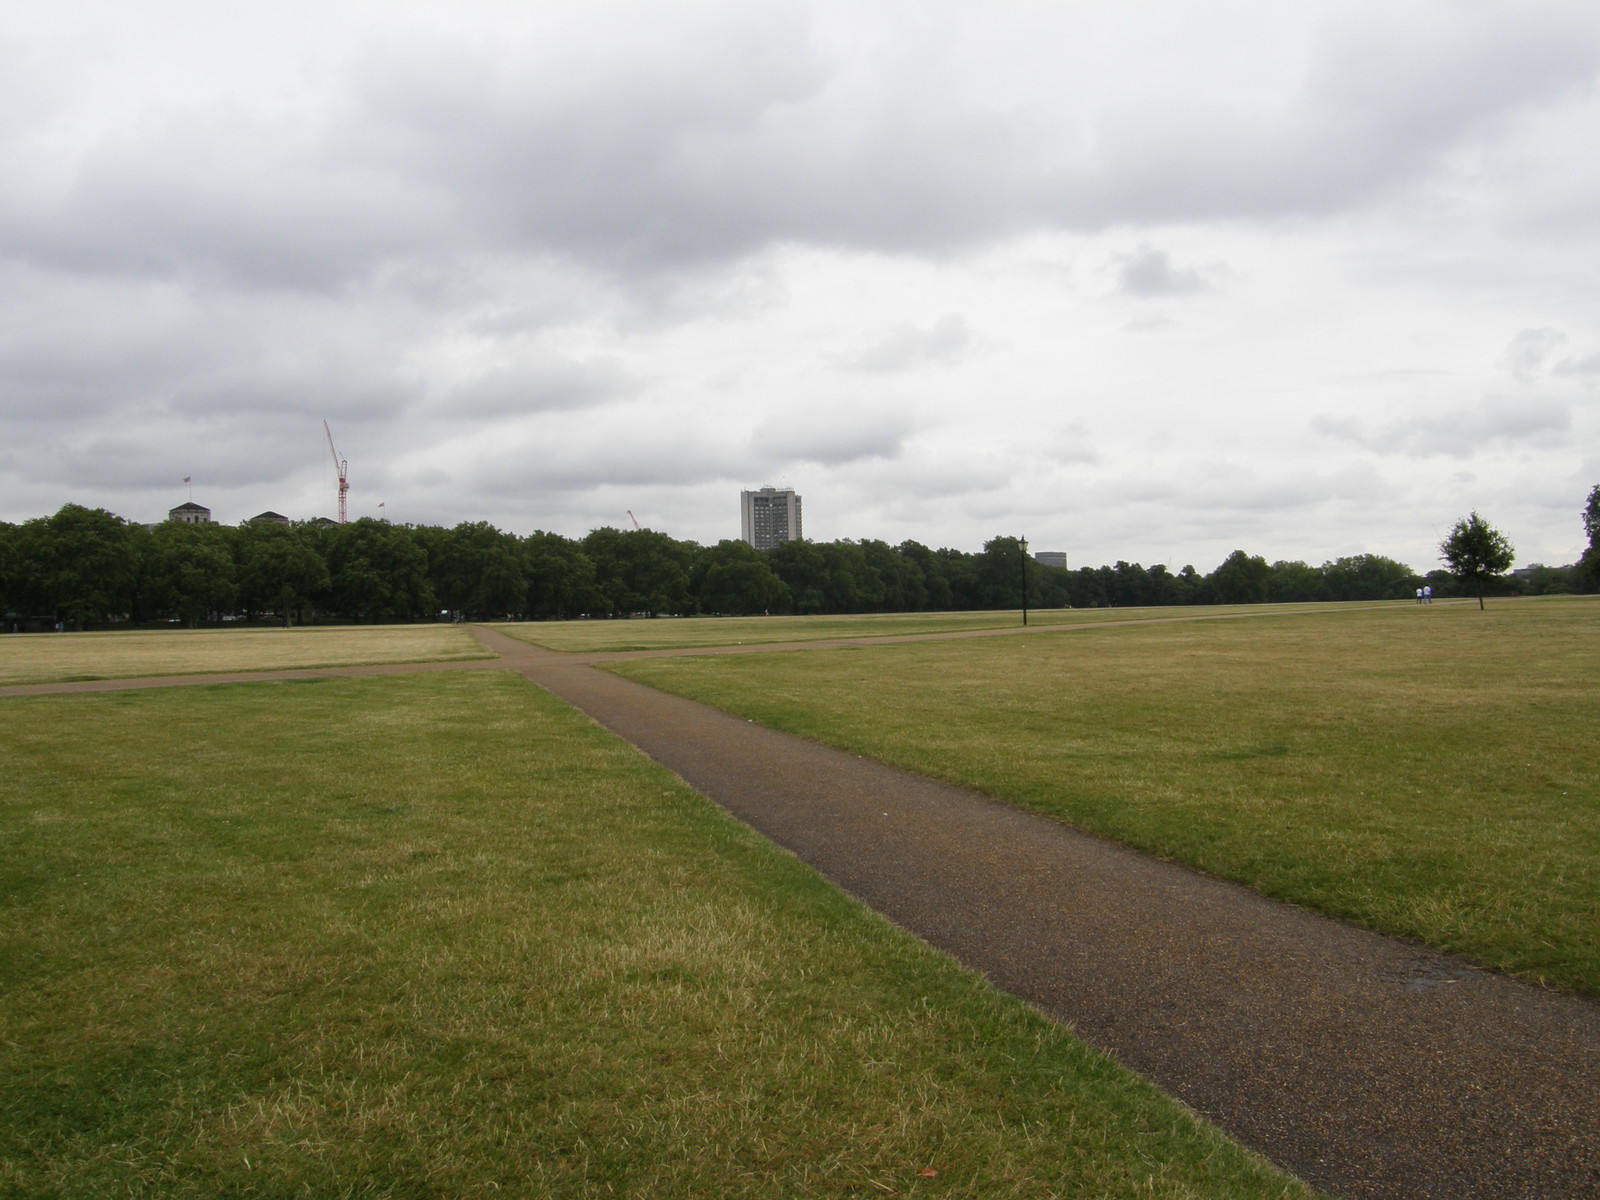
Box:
(14, 498, 1577, 629)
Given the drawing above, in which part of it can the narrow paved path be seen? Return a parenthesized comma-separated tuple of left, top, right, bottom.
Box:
(467, 626, 1600, 1200)
(7, 618, 1599, 1199)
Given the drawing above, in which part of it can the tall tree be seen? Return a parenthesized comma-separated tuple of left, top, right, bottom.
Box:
(523, 531, 601, 619)
(142, 521, 238, 627)
(817, 540, 882, 613)
(860, 539, 923, 612)
(583, 527, 695, 617)
(766, 539, 827, 613)
(1440, 512, 1515, 610)
(8, 504, 139, 627)
(321, 519, 435, 621)
(432, 521, 527, 619)
(690, 540, 789, 615)
(975, 536, 1027, 609)
(1581, 485, 1600, 593)
(236, 522, 329, 624)
(1108, 561, 1155, 607)
(1207, 550, 1271, 605)
(896, 541, 952, 610)
(0, 520, 16, 620)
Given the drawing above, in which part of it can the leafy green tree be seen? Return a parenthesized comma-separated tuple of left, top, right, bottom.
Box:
(860, 539, 925, 612)
(1267, 560, 1323, 603)
(1175, 564, 1207, 604)
(321, 519, 435, 621)
(1440, 512, 1515, 610)
(1423, 568, 1454, 599)
(817, 540, 883, 613)
(1026, 560, 1071, 608)
(142, 521, 238, 627)
(1064, 565, 1109, 608)
(935, 547, 982, 609)
(1206, 550, 1271, 605)
(1581, 485, 1600, 593)
(767, 539, 827, 613)
(896, 541, 952, 610)
(522, 531, 601, 619)
(236, 522, 330, 624)
(975, 536, 1028, 609)
(8, 504, 139, 627)
(0, 520, 17, 620)
(690, 540, 789, 615)
(583, 527, 695, 617)
(1146, 563, 1187, 606)
(432, 521, 527, 619)
(1518, 563, 1578, 595)
(1320, 554, 1420, 601)
(1107, 561, 1155, 607)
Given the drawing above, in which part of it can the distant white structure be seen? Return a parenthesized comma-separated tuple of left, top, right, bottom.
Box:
(1033, 551, 1067, 569)
(740, 486, 802, 550)
(168, 502, 212, 525)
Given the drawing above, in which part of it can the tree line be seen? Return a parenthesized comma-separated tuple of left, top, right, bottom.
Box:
(2, 492, 1595, 630)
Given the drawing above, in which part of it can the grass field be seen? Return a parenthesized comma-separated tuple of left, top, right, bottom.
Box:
(613, 597, 1600, 996)
(0, 624, 490, 685)
(0, 672, 1313, 1198)
(493, 601, 1396, 653)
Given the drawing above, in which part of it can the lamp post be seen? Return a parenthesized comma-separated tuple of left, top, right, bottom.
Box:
(1020, 535, 1029, 626)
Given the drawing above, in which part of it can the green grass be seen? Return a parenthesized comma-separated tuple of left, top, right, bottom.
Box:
(0, 624, 491, 686)
(612, 597, 1600, 996)
(0, 672, 1313, 1198)
(493, 601, 1397, 653)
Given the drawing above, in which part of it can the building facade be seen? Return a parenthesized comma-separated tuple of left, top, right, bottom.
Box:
(740, 486, 803, 550)
(1032, 551, 1068, 569)
(168, 502, 213, 524)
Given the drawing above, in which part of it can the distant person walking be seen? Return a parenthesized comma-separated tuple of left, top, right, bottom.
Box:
(1423, 586, 1433, 605)
(1416, 588, 1424, 605)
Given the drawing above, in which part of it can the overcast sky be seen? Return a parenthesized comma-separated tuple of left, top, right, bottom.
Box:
(3, 0, 1597, 572)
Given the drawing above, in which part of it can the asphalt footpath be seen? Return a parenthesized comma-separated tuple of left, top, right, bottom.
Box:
(466, 624, 1600, 1200)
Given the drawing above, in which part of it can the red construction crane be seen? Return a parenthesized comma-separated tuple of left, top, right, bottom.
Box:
(324, 420, 349, 524)
(627, 510, 641, 530)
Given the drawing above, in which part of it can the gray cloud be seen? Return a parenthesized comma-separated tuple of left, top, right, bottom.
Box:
(1045, 422, 1100, 466)
(1501, 328, 1566, 381)
(751, 402, 914, 466)
(1113, 245, 1212, 297)
(1553, 351, 1600, 378)
(845, 314, 971, 372)
(1313, 395, 1572, 457)
(474, 423, 745, 494)
(7, 0, 1589, 292)
(445, 356, 636, 417)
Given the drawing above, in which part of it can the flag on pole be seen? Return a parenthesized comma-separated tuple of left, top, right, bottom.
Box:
(183, 476, 192, 483)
